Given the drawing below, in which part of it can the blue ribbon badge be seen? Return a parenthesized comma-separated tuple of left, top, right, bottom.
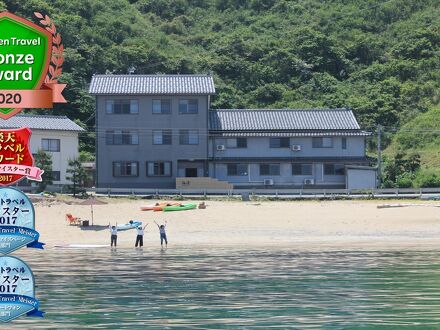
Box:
(0, 187, 44, 254)
(0, 256, 43, 322)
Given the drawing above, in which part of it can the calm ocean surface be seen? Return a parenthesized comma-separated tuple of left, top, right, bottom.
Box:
(8, 248, 440, 329)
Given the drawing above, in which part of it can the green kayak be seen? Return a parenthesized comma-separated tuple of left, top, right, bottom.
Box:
(163, 204, 197, 212)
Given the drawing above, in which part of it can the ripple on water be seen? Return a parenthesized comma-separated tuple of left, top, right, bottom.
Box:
(8, 248, 440, 329)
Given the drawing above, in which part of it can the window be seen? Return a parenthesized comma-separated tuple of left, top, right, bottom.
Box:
(324, 164, 345, 175)
(113, 162, 138, 177)
(49, 171, 60, 181)
(226, 138, 247, 148)
(312, 137, 333, 148)
(153, 130, 172, 145)
(227, 164, 248, 176)
(237, 138, 247, 148)
(41, 139, 60, 152)
(106, 131, 139, 145)
(260, 164, 280, 176)
(179, 130, 199, 145)
(152, 99, 171, 114)
(270, 137, 290, 148)
(179, 99, 198, 114)
(342, 137, 347, 150)
(147, 162, 172, 176)
(105, 99, 138, 114)
(292, 164, 313, 175)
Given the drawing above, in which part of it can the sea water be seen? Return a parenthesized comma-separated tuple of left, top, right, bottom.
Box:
(9, 248, 440, 329)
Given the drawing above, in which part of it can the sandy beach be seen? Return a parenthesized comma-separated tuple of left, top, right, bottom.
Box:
(31, 198, 440, 249)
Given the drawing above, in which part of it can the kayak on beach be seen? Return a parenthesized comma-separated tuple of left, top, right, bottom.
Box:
(163, 204, 197, 212)
(141, 202, 181, 211)
(117, 221, 142, 231)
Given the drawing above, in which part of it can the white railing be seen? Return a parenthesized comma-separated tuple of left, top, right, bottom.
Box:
(89, 187, 440, 199)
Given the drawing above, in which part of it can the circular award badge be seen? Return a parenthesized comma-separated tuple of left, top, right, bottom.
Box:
(0, 187, 44, 254)
(0, 255, 42, 322)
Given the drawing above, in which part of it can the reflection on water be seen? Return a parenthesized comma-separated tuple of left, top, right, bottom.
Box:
(8, 248, 440, 329)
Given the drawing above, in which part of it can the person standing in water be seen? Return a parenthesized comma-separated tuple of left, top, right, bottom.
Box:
(109, 223, 118, 247)
(135, 224, 148, 248)
(154, 220, 168, 247)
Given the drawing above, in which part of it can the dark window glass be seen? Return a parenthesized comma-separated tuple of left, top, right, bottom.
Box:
(342, 137, 347, 149)
(236, 138, 247, 148)
(106, 100, 138, 114)
(312, 137, 333, 148)
(153, 130, 172, 145)
(113, 162, 139, 177)
(147, 162, 172, 176)
(179, 130, 198, 145)
(292, 164, 313, 175)
(179, 99, 198, 114)
(162, 130, 172, 145)
(270, 137, 290, 148)
(260, 164, 280, 176)
(152, 99, 171, 114)
(324, 164, 345, 175)
(106, 131, 138, 145)
(227, 164, 248, 176)
(50, 171, 60, 181)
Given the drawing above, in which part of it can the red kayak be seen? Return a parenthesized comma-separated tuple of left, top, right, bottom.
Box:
(141, 202, 181, 211)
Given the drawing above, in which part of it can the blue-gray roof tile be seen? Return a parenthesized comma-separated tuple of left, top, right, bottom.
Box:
(0, 115, 85, 132)
(89, 74, 215, 95)
(209, 109, 361, 131)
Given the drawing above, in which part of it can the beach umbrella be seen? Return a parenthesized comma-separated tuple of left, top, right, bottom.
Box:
(79, 198, 107, 226)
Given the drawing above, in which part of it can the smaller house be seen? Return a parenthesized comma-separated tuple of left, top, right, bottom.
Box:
(208, 108, 375, 189)
(0, 114, 85, 185)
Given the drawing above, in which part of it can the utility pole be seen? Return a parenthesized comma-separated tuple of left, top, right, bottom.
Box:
(377, 124, 382, 188)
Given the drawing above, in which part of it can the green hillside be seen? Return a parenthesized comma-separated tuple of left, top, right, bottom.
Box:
(382, 107, 440, 187)
(1, 0, 439, 174)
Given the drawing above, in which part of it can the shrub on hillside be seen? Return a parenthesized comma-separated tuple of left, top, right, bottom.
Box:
(413, 168, 440, 188)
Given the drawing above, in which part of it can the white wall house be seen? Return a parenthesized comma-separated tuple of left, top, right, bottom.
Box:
(0, 115, 84, 185)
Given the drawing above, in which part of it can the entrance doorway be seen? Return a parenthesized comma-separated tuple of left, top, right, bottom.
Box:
(185, 168, 198, 177)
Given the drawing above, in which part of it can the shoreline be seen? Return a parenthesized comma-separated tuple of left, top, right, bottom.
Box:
(33, 198, 440, 250)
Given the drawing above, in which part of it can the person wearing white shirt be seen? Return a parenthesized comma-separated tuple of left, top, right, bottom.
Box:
(109, 223, 118, 247)
(135, 224, 148, 248)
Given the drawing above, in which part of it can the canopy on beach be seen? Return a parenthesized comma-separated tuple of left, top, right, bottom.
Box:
(79, 198, 107, 226)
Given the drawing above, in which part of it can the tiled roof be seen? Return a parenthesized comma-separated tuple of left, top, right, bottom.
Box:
(89, 74, 215, 95)
(217, 131, 370, 137)
(209, 109, 361, 131)
(0, 115, 85, 132)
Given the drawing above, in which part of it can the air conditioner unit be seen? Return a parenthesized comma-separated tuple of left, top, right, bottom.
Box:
(264, 179, 274, 185)
(304, 179, 315, 185)
(216, 145, 226, 151)
(291, 145, 301, 151)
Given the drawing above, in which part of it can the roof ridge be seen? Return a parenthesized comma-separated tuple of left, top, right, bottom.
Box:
(15, 114, 69, 119)
(0, 115, 84, 132)
(210, 108, 350, 111)
(92, 74, 213, 77)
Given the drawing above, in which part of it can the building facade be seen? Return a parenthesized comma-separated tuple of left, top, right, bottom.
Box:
(90, 74, 374, 189)
(0, 115, 84, 185)
(90, 74, 214, 188)
(209, 109, 371, 188)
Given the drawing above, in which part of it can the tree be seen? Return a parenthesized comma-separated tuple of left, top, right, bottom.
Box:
(66, 158, 88, 197)
(382, 151, 421, 187)
(33, 149, 53, 193)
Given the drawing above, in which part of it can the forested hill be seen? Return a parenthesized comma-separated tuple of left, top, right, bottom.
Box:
(1, 0, 439, 154)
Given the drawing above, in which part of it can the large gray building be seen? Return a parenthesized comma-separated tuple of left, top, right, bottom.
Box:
(89, 74, 374, 189)
(90, 74, 214, 188)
